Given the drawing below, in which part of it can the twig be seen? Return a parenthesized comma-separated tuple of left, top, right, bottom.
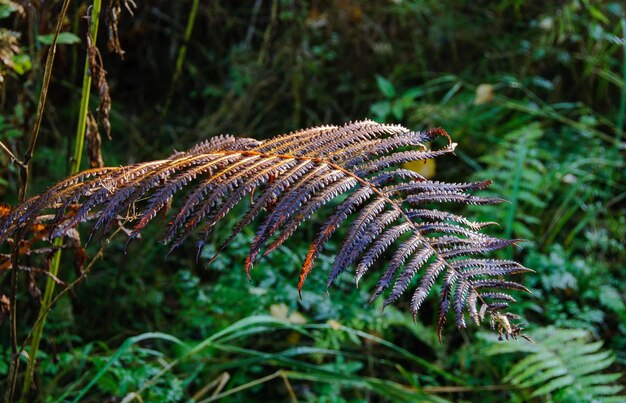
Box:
(198, 370, 285, 403)
(0, 141, 25, 168)
(244, 0, 263, 48)
(17, 227, 121, 359)
(20, 0, 72, 200)
(191, 372, 230, 400)
(4, 238, 22, 403)
(13, 266, 67, 286)
(281, 371, 298, 402)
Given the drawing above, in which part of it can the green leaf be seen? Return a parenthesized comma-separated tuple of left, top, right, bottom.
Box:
(38, 32, 80, 45)
(370, 101, 391, 121)
(11, 54, 31, 75)
(391, 100, 404, 120)
(599, 285, 626, 313)
(582, 0, 609, 25)
(0, 4, 18, 19)
(375, 75, 396, 98)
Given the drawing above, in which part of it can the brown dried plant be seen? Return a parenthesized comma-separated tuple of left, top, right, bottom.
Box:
(0, 121, 531, 339)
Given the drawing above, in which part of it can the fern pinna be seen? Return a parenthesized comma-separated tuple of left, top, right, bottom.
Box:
(0, 120, 531, 339)
(484, 327, 624, 400)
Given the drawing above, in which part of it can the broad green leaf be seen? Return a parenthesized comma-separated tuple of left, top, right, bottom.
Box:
(38, 32, 81, 45)
(375, 75, 396, 98)
(0, 3, 19, 19)
(370, 101, 391, 121)
(391, 100, 404, 120)
(11, 53, 31, 75)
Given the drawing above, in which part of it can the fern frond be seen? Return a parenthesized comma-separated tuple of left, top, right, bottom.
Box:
(484, 327, 625, 400)
(0, 120, 531, 338)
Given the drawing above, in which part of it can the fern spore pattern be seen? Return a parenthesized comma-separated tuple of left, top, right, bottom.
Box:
(0, 120, 531, 338)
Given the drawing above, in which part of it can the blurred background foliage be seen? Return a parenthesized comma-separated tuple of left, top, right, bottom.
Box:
(1, 0, 625, 401)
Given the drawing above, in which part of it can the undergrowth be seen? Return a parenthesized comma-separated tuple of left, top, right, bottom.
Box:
(1, 1, 625, 401)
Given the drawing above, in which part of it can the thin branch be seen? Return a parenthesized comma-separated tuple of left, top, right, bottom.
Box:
(4, 238, 22, 402)
(199, 371, 285, 403)
(14, 266, 66, 286)
(17, 227, 121, 357)
(20, 0, 72, 200)
(0, 141, 25, 168)
(281, 371, 298, 402)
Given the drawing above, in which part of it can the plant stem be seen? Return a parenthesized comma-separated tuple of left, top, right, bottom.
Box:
(70, 2, 102, 173)
(162, 0, 200, 116)
(20, 2, 71, 200)
(20, 1, 102, 399)
(199, 370, 285, 403)
(0, 141, 25, 168)
(617, 18, 626, 136)
(257, 0, 278, 65)
(5, 241, 22, 403)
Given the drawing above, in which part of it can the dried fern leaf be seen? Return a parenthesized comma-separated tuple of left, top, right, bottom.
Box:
(0, 120, 531, 338)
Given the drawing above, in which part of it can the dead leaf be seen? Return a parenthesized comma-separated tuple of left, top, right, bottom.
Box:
(0, 294, 10, 325)
(403, 142, 436, 178)
(27, 271, 41, 301)
(74, 246, 88, 276)
(474, 84, 494, 105)
(0, 204, 11, 218)
(404, 158, 436, 179)
(270, 303, 307, 324)
(327, 319, 342, 330)
(105, 0, 137, 58)
(86, 111, 104, 168)
(86, 29, 112, 139)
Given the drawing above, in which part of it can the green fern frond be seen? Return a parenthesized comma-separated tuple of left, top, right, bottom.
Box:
(472, 123, 547, 240)
(484, 327, 624, 401)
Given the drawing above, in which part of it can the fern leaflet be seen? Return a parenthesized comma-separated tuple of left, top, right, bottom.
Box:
(484, 327, 624, 400)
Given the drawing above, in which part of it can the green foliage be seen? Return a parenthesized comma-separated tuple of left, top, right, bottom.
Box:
(484, 327, 625, 401)
(7, 316, 453, 401)
(472, 123, 548, 241)
(1, 0, 625, 401)
(524, 243, 626, 336)
(37, 32, 80, 46)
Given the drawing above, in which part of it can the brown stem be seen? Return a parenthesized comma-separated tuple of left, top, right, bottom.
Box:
(20, 0, 72, 199)
(5, 1, 73, 401)
(16, 226, 122, 363)
(0, 141, 25, 168)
